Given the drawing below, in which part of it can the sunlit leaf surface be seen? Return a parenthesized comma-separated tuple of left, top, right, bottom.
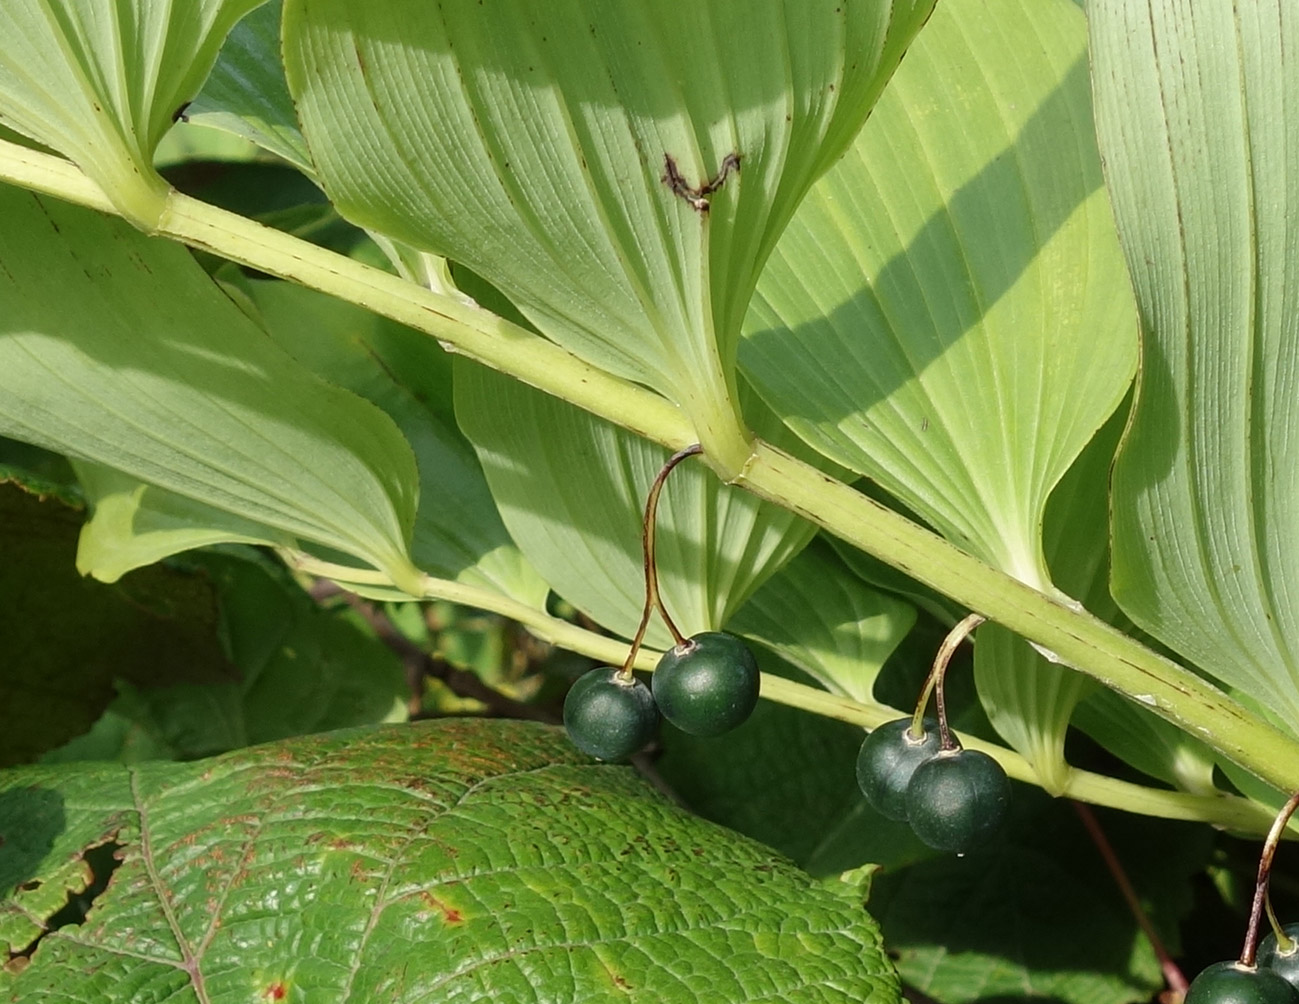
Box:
(1093, 0, 1299, 733)
(283, 0, 933, 457)
(0, 186, 421, 593)
(743, 0, 1136, 590)
(0, 0, 266, 226)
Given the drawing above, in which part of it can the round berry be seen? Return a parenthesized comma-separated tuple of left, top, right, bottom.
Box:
(652, 631, 760, 737)
(1185, 961, 1299, 1004)
(855, 717, 943, 821)
(563, 667, 659, 762)
(1260, 924, 1299, 992)
(905, 747, 1011, 854)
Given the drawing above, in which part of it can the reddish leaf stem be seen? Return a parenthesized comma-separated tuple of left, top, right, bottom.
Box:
(910, 612, 984, 749)
(1241, 790, 1299, 967)
(618, 443, 703, 677)
(1073, 801, 1188, 998)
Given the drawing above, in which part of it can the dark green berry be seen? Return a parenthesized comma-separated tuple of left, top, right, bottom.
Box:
(563, 667, 659, 762)
(1185, 961, 1299, 1004)
(1260, 924, 1299, 991)
(855, 717, 943, 821)
(652, 631, 760, 737)
(905, 747, 1011, 854)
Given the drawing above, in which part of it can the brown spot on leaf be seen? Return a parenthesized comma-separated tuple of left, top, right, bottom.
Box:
(420, 891, 464, 924)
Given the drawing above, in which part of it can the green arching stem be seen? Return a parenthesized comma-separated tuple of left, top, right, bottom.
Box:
(286, 550, 1279, 834)
(910, 612, 986, 749)
(1265, 895, 1294, 955)
(7, 141, 1299, 797)
(1240, 790, 1299, 967)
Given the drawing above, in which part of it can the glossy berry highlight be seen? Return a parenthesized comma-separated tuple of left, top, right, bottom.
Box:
(905, 747, 1011, 854)
(563, 667, 659, 762)
(1184, 961, 1299, 1004)
(855, 717, 943, 821)
(652, 631, 760, 737)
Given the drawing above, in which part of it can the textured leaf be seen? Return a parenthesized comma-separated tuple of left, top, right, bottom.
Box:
(728, 538, 916, 705)
(0, 187, 422, 594)
(185, 0, 311, 171)
(0, 485, 235, 767)
(1093, 0, 1299, 732)
(1, 719, 900, 1004)
(0, 0, 266, 227)
(743, 0, 1137, 589)
(283, 0, 933, 465)
(456, 362, 817, 646)
(870, 795, 1211, 1004)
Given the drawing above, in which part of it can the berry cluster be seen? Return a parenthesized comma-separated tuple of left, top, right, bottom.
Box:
(1185, 792, 1299, 1003)
(564, 630, 760, 761)
(562, 445, 760, 761)
(855, 614, 1011, 854)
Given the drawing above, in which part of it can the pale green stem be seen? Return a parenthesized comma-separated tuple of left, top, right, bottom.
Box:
(5, 142, 1299, 799)
(285, 552, 1275, 833)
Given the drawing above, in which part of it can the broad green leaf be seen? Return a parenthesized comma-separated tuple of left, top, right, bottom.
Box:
(0, 187, 422, 594)
(1, 719, 901, 1003)
(455, 363, 817, 647)
(728, 538, 917, 704)
(45, 550, 408, 764)
(0, 0, 266, 227)
(244, 279, 548, 605)
(73, 461, 290, 582)
(743, 0, 1137, 590)
(0, 485, 235, 768)
(184, 0, 312, 172)
(972, 410, 1124, 792)
(871, 796, 1211, 1004)
(1093, 1, 1299, 732)
(282, 0, 933, 468)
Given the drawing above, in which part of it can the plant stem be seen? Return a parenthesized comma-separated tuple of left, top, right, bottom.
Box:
(1241, 791, 1299, 967)
(641, 444, 703, 651)
(7, 141, 1299, 798)
(1073, 802, 1188, 998)
(279, 555, 1276, 831)
(910, 612, 985, 749)
(615, 443, 703, 677)
(735, 441, 1299, 796)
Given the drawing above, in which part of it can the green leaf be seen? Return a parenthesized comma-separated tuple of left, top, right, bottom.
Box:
(243, 279, 548, 605)
(0, 187, 422, 594)
(44, 550, 408, 763)
(971, 410, 1124, 793)
(870, 795, 1211, 1004)
(742, 0, 1137, 590)
(0, 0, 266, 227)
(455, 362, 817, 647)
(184, 0, 312, 172)
(0, 485, 235, 768)
(728, 538, 917, 704)
(282, 0, 934, 470)
(2, 719, 901, 1003)
(1092, 0, 1299, 733)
